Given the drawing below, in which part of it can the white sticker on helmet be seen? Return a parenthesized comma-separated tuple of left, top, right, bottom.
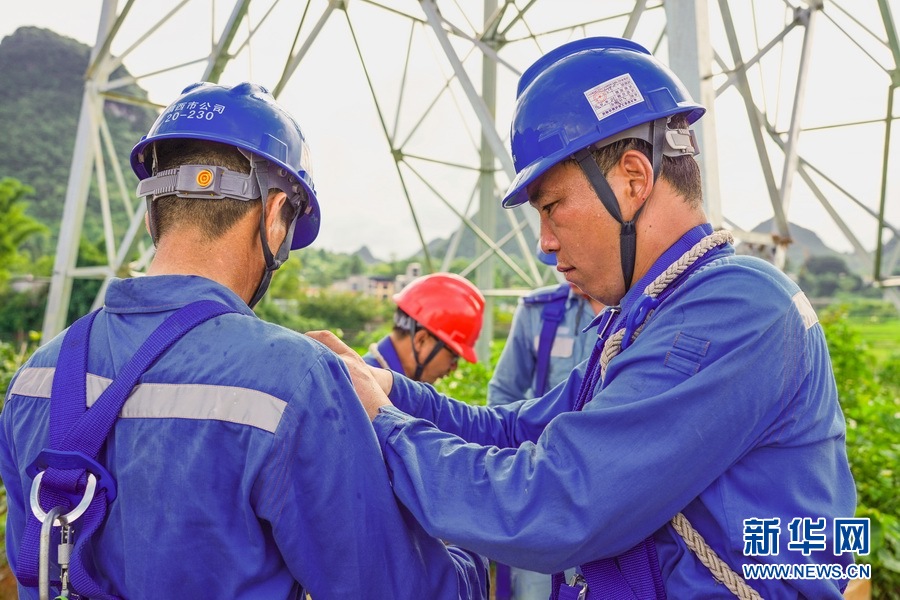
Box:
(583, 73, 644, 121)
(160, 102, 227, 125)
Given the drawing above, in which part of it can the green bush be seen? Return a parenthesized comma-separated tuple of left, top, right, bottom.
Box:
(822, 307, 900, 599)
(0, 337, 38, 568)
(257, 290, 393, 348)
(433, 340, 503, 405)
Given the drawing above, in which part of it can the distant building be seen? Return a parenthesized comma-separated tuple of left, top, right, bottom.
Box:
(370, 276, 395, 301)
(330, 262, 423, 300)
(10, 275, 50, 294)
(393, 262, 422, 292)
(331, 274, 393, 299)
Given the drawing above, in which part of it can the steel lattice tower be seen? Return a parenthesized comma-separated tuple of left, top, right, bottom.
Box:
(41, 0, 900, 364)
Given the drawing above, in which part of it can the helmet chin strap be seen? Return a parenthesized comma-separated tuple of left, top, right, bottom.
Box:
(572, 117, 667, 292)
(408, 325, 447, 382)
(247, 157, 299, 309)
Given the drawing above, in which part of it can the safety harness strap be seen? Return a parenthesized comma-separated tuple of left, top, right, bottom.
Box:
(18, 309, 99, 593)
(551, 537, 665, 600)
(19, 300, 239, 598)
(534, 284, 570, 396)
(549, 333, 665, 600)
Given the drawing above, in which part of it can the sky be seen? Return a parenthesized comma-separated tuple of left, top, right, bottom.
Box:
(1, 0, 898, 264)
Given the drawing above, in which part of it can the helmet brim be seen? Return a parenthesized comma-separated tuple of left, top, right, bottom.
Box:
(291, 194, 321, 250)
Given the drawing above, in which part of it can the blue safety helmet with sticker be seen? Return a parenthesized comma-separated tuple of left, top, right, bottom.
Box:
(503, 37, 705, 208)
(131, 81, 320, 250)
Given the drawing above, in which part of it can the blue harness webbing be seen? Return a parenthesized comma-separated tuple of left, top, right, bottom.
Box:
(18, 300, 239, 599)
(527, 283, 570, 397)
(549, 318, 666, 600)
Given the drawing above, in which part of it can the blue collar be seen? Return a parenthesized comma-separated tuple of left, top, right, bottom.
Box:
(104, 275, 256, 317)
(376, 336, 406, 374)
(584, 223, 716, 337)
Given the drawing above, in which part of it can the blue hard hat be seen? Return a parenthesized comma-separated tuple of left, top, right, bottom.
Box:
(503, 37, 706, 208)
(131, 82, 320, 250)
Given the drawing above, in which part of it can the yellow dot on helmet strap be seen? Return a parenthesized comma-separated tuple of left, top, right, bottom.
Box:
(196, 169, 214, 188)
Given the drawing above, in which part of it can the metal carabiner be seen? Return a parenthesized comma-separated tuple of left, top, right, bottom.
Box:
(30, 471, 98, 527)
(39, 506, 67, 600)
(569, 573, 589, 600)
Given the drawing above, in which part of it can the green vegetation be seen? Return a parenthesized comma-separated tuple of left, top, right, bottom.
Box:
(0, 27, 155, 250)
(821, 305, 900, 599)
(433, 340, 504, 406)
(0, 178, 45, 287)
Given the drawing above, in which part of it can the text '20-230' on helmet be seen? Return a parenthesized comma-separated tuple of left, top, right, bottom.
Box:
(502, 36, 706, 208)
(130, 81, 321, 250)
(393, 273, 485, 364)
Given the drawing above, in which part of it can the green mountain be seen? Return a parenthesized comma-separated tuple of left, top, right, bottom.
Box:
(0, 26, 156, 251)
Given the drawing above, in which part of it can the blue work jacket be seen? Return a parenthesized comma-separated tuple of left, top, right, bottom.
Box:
(0, 275, 487, 599)
(488, 285, 595, 406)
(370, 228, 856, 599)
(363, 335, 405, 373)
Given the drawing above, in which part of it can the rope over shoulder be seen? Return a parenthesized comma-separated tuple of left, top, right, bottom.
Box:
(600, 230, 733, 378)
(671, 513, 763, 599)
(596, 229, 761, 599)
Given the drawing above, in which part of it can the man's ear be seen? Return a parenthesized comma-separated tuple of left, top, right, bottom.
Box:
(143, 211, 159, 248)
(412, 328, 430, 352)
(264, 191, 289, 233)
(618, 149, 654, 216)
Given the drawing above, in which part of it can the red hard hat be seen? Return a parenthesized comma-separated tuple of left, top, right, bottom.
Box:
(393, 273, 485, 363)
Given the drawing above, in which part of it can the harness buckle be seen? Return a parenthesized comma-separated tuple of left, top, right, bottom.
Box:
(560, 573, 588, 600)
(27, 449, 118, 527)
(30, 472, 96, 527)
(596, 306, 621, 342)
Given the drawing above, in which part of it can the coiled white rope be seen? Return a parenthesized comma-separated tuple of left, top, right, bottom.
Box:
(600, 230, 733, 379)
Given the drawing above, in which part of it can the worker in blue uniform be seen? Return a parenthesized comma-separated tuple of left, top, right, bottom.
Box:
(0, 82, 488, 600)
(363, 272, 484, 385)
(488, 249, 603, 408)
(488, 249, 602, 600)
(311, 37, 856, 599)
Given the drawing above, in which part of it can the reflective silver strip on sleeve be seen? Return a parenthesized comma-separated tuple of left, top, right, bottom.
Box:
(791, 291, 819, 330)
(10, 367, 286, 433)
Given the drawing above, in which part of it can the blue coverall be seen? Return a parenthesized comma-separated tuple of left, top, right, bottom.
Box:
(488, 284, 595, 406)
(368, 226, 856, 598)
(488, 284, 594, 599)
(0, 275, 488, 599)
(363, 335, 405, 373)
